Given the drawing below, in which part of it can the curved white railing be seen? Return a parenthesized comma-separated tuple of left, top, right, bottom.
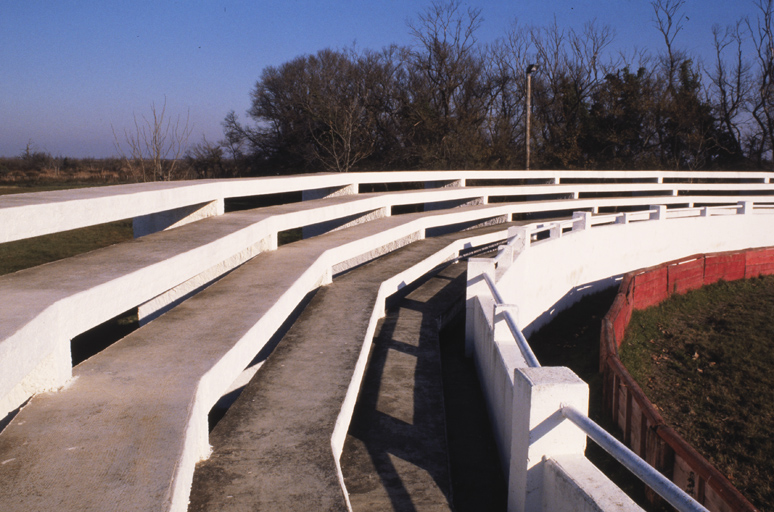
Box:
(481, 272, 540, 368)
(480, 251, 708, 510)
(2, 169, 773, 242)
(2, 170, 774, 511)
(467, 201, 774, 511)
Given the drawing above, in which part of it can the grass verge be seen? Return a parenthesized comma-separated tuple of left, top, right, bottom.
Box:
(0, 220, 135, 275)
(529, 287, 672, 511)
(0, 183, 136, 275)
(620, 275, 774, 510)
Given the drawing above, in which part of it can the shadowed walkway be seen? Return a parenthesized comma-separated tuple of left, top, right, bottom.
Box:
(187, 226, 512, 511)
(342, 263, 466, 511)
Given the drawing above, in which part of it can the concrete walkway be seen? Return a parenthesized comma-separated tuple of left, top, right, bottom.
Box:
(342, 262, 467, 511)
(0, 202, 512, 511)
(186, 229, 508, 511)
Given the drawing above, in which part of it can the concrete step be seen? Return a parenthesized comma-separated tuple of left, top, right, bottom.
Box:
(186, 233, 504, 511)
(1, 192, 517, 419)
(0, 215, 513, 511)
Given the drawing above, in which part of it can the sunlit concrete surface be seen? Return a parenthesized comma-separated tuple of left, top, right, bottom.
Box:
(1, 171, 773, 511)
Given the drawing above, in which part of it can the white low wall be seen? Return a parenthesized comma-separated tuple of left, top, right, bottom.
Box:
(0, 197, 517, 422)
(2, 169, 772, 243)
(466, 204, 774, 511)
(498, 206, 774, 335)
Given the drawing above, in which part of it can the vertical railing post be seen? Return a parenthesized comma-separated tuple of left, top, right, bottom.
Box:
(508, 226, 531, 256)
(509, 367, 589, 512)
(572, 211, 591, 231)
(649, 205, 667, 221)
(466, 258, 496, 357)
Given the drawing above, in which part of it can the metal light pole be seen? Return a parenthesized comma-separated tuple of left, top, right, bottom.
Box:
(525, 63, 538, 171)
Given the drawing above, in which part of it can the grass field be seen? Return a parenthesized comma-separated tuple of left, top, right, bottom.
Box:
(620, 276, 774, 510)
(0, 184, 304, 276)
(0, 183, 136, 276)
(529, 287, 672, 512)
(0, 220, 135, 276)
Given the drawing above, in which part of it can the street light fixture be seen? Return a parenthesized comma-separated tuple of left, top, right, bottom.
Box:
(526, 63, 538, 171)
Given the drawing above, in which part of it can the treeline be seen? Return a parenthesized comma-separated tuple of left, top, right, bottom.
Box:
(220, 0, 774, 174)
(0, 148, 219, 184)
(5, 0, 773, 184)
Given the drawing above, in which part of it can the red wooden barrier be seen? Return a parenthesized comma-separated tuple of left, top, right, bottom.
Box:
(600, 248, 767, 512)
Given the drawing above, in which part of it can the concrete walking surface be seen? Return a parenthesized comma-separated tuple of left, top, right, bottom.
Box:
(0, 203, 513, 511)
(186, 231, 507, 511)
(342, 263, 468, 511)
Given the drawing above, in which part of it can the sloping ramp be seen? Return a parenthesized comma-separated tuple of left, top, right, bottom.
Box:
(187, 228, 509, 511)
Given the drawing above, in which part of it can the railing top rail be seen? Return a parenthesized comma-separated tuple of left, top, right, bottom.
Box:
(2, 169, 773, 245)
(482, 273, 541, 368)
(2, 168, 773, 201)
(561, 406, 709, 512)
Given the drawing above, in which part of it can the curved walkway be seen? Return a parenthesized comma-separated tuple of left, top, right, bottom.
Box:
(0, 211, 515, 511)
(187, 231, 502, 510)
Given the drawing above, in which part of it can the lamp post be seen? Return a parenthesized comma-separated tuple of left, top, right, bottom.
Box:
(525, 63, 538, 171)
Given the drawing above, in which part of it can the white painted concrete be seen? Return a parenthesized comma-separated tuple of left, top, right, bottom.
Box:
(0, 195, 525, 421)
(2, 170, 773, 243)
(133, 198, 224, 237)
(466, 204, 774, 511)
(543, 456, 643, 511)
(2, 172, 774, 510)
(510, 367, 589, 512)
(497, 207, 774, 335)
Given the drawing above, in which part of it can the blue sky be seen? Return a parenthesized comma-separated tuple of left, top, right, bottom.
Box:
(0, 1, 757, 158)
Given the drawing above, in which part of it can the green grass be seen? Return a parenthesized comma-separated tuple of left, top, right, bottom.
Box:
(529, 287, 672, 512)
(0, 181, 127, 195)
(0, 184, 136, 275)
(0, 184, 306, 276)
(620, 276, 774, 510)
(0, 220, 135, 275)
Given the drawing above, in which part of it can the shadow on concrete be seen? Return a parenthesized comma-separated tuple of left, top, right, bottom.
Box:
(0, 399, 28, 436)
(207, 288, 319, 431)
(440, 312, 508, 512)
(70, 308, 139, 366)
(523, 275, 624, 338)
(343, 263, 506, 511)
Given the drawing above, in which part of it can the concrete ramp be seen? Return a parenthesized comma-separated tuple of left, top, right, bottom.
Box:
(187, 231, 505, 511)
(0, 213, 511, 511)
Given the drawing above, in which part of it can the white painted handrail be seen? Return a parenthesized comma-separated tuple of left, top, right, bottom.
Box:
(561, 406, 709, 512)
(465, 201, 774, 510)
(482, 273, 541, 368)
(2, 169, 774, 243)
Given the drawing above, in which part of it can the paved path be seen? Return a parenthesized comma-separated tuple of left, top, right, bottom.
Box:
(342, 262, 467, 511)
(186, 228, 509, 511)
(0, 203, 512, 511)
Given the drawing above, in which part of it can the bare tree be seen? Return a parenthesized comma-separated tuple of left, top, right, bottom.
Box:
(113, 98, 193, 181)
(486, 24, 532, 167)
(404, 0, 493, 168)
(746, 0, 774, 165)
(301, 48, 379, 172)
(527, 18, 615, 168)
(708, 21, 752, 161)
(652, 0, 686, 88)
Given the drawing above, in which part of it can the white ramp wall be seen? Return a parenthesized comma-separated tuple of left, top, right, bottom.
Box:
(497, 208, 774, 336)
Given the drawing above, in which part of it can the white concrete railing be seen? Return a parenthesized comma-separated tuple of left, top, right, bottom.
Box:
(465, 202, 774, 511)
(2, 169, 773, 243)
(2, 171, 774, 509)
(3, 171, 772, 419)
(478, 259, 705, 510)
